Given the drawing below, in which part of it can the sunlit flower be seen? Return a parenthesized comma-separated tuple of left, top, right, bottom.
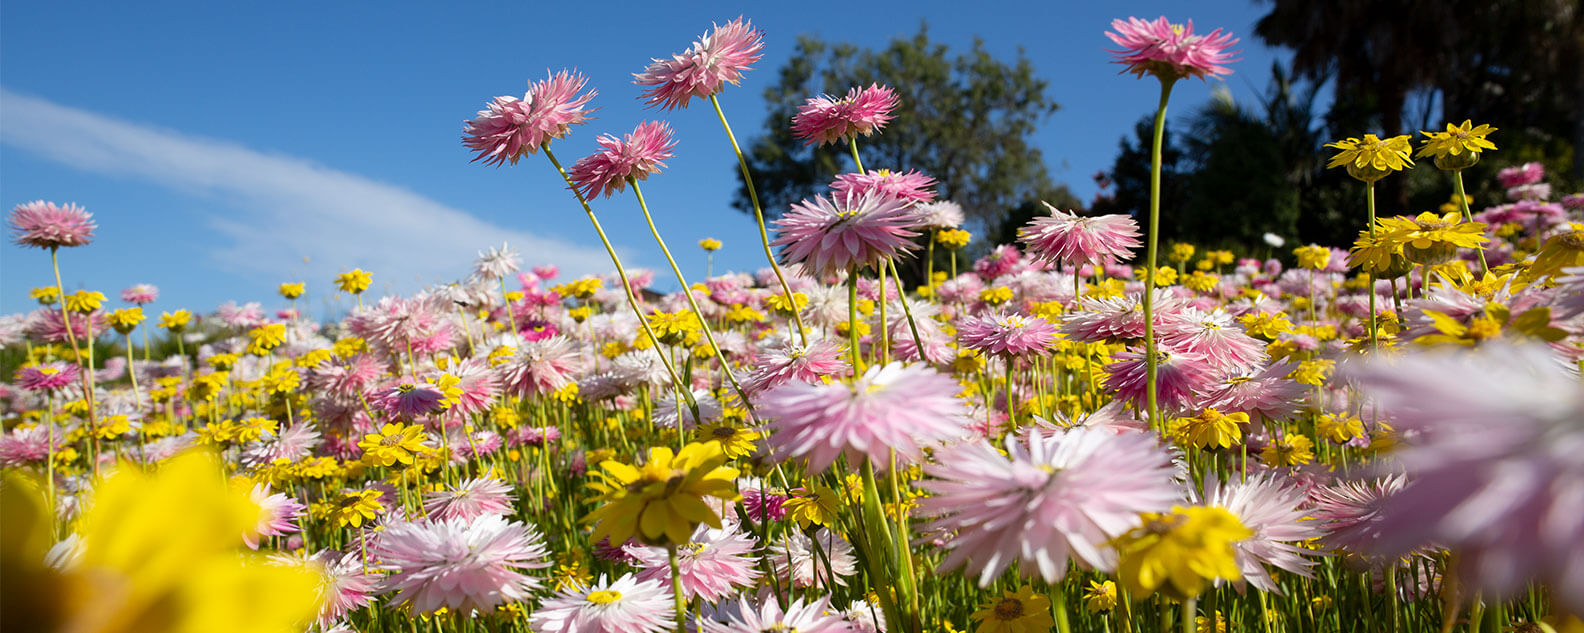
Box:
(530, 573, 674, 633)
(1416, 120, 1496, 170)
(1114, 505, 1252, 600)
(423, 477, 516, 522)
(1020, 203, 1142, 268)
(1200, 473, 1322, 593)
(464, 69, 597, 166)
(1325, 134, 1414, 182)
(771, 191, 924, 277)
(626, 523, 760, 602)
(120, 283, 159, 305)
(567, 121, 677, 199)
(373, 514, 550, 614)
(792, 84, 900, 146)
(702, 595, 852, 633)
(830, 169, 938, 206)
(8, 200, 96, 249)
(634, 17, 764, 110)
(1106, 16, 1239, 81)
(585, 442, 740, 546)
(969, 585, 1053, 633)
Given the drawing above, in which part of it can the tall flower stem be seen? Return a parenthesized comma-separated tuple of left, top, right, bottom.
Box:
(667, 544, 686, 632)
(709, 94, 810, 345)
(848, 267, 863, 377)
(1452, 172, 1489, 273)
(50, 248, 99, 436)
(888, 261, 935, 365)
(1366, 182, 1380, 352)
(1141, 78, 1177, 430)
(541, 148, 696, 420)
(628, 181, 753, 411)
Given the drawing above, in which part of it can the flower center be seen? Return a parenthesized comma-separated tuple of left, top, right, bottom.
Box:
(380, 434, 406, 447)
(585, 590, 622, 605)
(39, 367, 59, 376)
(712, 426, 737, 439)
(993, 598, 1026, 620)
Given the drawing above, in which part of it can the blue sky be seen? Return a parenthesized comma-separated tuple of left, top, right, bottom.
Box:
(1, 1, 1284, 318)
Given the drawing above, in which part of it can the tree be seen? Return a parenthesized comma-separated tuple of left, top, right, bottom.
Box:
(734, 25, 1071, 233)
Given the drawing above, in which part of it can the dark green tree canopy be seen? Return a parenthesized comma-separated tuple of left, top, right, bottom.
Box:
(734, 25, 1070, 232)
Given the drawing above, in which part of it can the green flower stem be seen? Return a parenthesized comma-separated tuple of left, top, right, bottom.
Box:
(709, 94, 810, 345)
(541, 148, 696, 420)
(1142, 78, 1177, 430)
(1050, 582, 1074, 633)
(848, 267, 863, 377)
(877, 262, 891, 366)
(1367, 182, 1379, 353)
(925, 231, 936, 301)
(668, 544, 686, 632)
(628, 181, 753, 411)
(888, 260, 936, 365)
(50, 248, 100, 440)
(1452, 171, 1490, 273)
(1182, 597, 1197, 633)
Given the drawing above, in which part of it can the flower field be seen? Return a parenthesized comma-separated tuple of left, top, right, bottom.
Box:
(5, 15, 1584, 633)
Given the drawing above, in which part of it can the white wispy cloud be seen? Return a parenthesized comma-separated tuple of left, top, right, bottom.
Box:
(0, 88, 618, 290)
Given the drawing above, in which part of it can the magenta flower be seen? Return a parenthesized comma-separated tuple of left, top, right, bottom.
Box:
(1343, 343, 1584, 611)
(791, 84, 900, 146)
(760, 361, 971, 472)
(634, 17, 764, 110)
(244, 483, 305, 550)
(701, 596, 853, 633)
(369, 379, 445, 419)
(0, 426, 52, 467)
(830, 169, 937, 206)
(1200, 473, 1322, 593)
(771, 191, 924, 277)
(956, 311, 1058, 358)
(917, 427, 1183, 585)
(463, 69, 597, 166)
(1497, 162, 1544, 188)
(566, 121, 677, 200)
(9, 200, 96, 249)
(14, 361, 80, 392)
(120, 284, 159, 305)
(530, 573, 674, 633)
(373, 514, 550, 614)
(1019, 203, 1141, 268)
(423, 477, 516, 522)
(626, 524, 761, 602)
(1106, 16, 1239, 81)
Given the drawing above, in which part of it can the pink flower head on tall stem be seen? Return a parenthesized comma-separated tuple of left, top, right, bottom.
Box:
(463, 69, 597, 167)
(830, 169, 938, 206)
(771, 190, 924, 278)
(120, 284, 159, 305)
(634, 17, 764, 110)
(9, 200, 96, 249)
(1106, 17, 1239, 81)
(566, 121, 677, 200)
(791, 84, 900, 146)
(1019, 202, 1142, 268)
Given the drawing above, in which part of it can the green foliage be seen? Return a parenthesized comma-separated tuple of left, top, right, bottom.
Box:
(735, 24, 1065, 233)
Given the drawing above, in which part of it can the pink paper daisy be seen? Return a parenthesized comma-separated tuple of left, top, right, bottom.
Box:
(701, 595, 852, 633)
(760, 361, 972, 473)
(771, 190, 924, 278)
(1200, 473, 1322, 593)
(120, 283, 159, 305)
(830, 169, 938, 206)
(14, 361, 81, 392)
(566, 121, 677, 200)
(791, 83, 900, 146)
(1106, 16, 1239, 81)
(373, 514, 550, 614)
(626, 524, 761, 602)
(1156, 307, 1268, 375)
(1199, 359, 1310, 423)
(634, 17, 764, 111)
(767, 528, 857, 589)
(1019, 203, 1141, 268)
(743, 338, 848, 395)
(463, 69, 597, 166)
(244, 483, 305, 549)
(918, 427, 1183, 585)
(422, 476, 516, 522)
(9, 200, 96, 249)
(530, 573, 674, 633)
(1308, 475, 1409, 561)
(0, 426, 52, 467)
(956, 311, 1059, 358)
(368, 379, 446, 420)
(502, 336, 586, 397)
(1102, 346, 1218, 415)
(309, 549, 382, 626)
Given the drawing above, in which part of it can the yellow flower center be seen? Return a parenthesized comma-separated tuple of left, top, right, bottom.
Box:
(39, 367, 60, 376)
(380, 434, 407, 447)
(585, 590, 622, 605)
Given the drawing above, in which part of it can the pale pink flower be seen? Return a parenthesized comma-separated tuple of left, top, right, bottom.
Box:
(473, 242, 522, 280)
(1102, 346, 1218, 415)
(419, 477, 513, 522)
(1308, 475, 1409, 560)
(442, 357, 503, 417)
(368, 379, 445, 419)
(701, 595, 853, 633)
(9, 200, 95, 249)
(917, 427, 1183, 585)
(1157, 307, 1268, 374)
(771, 191, 923, 278)
(241, 422, 322, 469)
(464, 69, 597, 166)
(791, 84, 900, 146)
(1200, 473, 1322, 593)
(530, 573, 674, 633)
(0, 426, 52, 467)
(244, 483, 305, 549)
(120, 284, 159, 305)
(830, 169, 937, 206)
(567, 121, 677, 199)
(29, 309, 103, 344)
(1106, 16, 1239, 81)
(1343, 344, 1584, 611)
(634, 17, 764, 110)
(308, 549, 382, 625)
(626, 524, 761, 602)
(760, 362, 971, 472)
(1061, 294, 1148, 343)
(916, 200, 965, 229)
(743, 338, 848, 394)
(14, 361, 80, 392)
(1019, 203, 1141, 267)
(956, 312, 1058, 358)
(1497, 162, 1544, 188)
(767, 528, 857, 589)
(502, 336, 585, 397)
(1200, 359, 1309, 423)
(373, 514, 550, 614)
